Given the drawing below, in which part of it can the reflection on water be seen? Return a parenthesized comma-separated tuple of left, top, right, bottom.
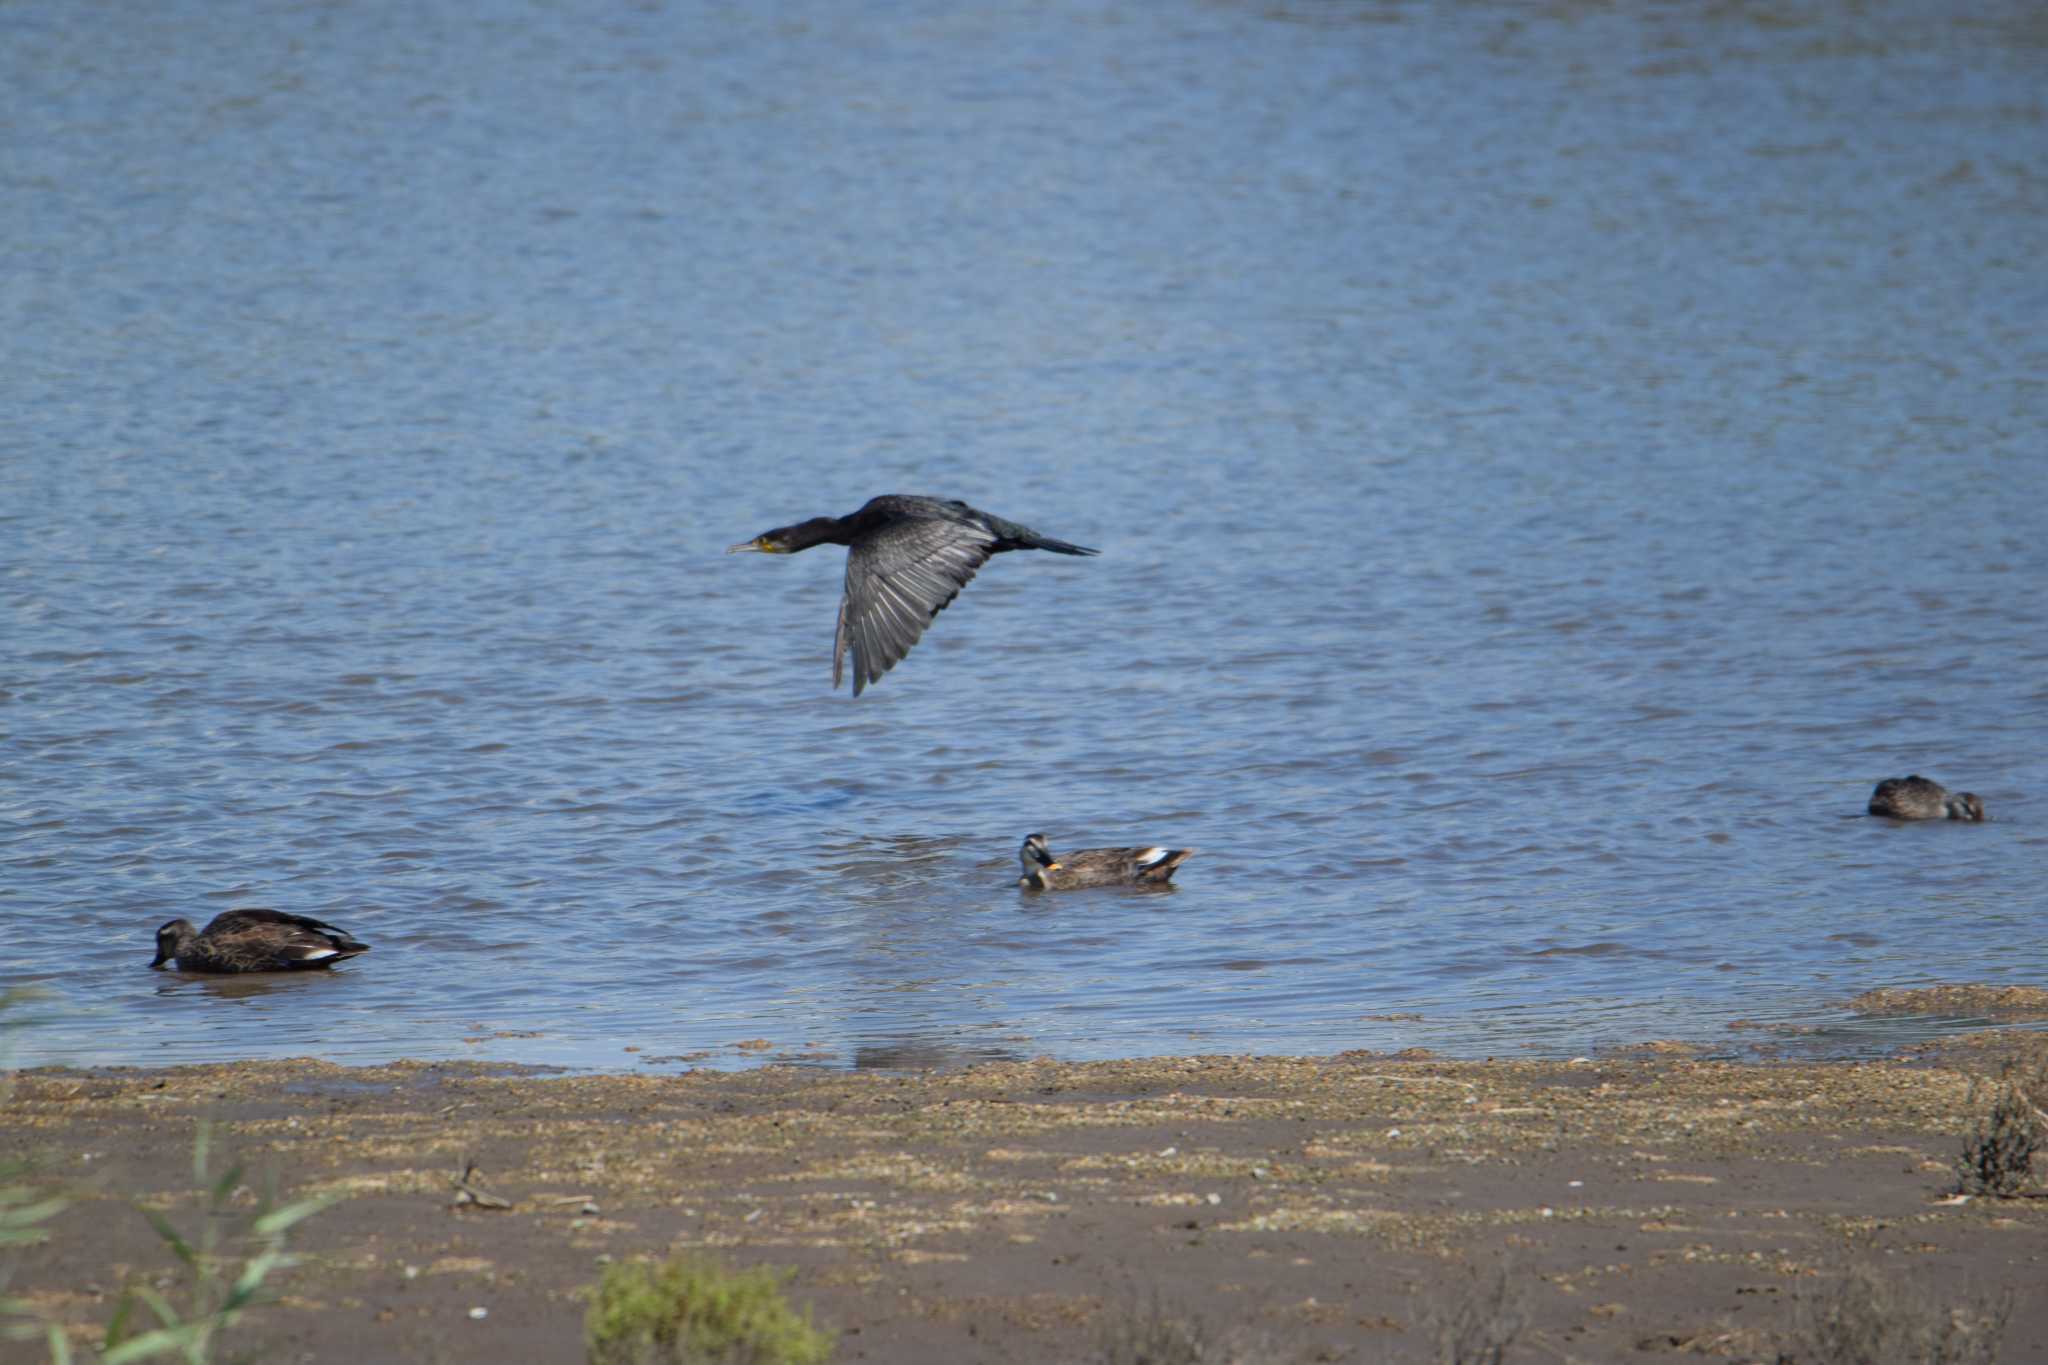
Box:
(154, 974, 312, 1004)
(6, 0, 2046, 1073)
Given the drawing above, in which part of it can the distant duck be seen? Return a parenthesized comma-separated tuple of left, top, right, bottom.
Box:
(1017, 832, 1195, 890)
(1867, 776, 1986, 822)
(151, 909, 371, 973)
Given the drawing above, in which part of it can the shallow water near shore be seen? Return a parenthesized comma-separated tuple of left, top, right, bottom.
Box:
(6, 0, 2046, 1072)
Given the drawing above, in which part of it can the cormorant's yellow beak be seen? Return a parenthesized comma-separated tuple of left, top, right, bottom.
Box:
(1045, 861, 1062, 871)
(727, 537, 773, 554)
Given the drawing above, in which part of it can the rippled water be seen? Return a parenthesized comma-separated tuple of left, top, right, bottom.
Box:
(7, 0, 2046, 1072)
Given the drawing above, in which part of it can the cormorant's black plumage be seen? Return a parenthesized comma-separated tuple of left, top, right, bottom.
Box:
(728, 495, 1098, 695)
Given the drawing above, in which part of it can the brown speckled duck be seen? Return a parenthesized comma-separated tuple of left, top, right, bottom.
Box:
(1867, 776, 1986, 822)
(1017, 833, 1195, 891)
(150, 909, 371, 973)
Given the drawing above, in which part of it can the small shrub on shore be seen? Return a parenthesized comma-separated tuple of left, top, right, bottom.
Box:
(1952, 1064, 2043, 1199)
(1097, 1296, 1212, 1365)
(1428, 1264, 1524, 1365)
(584, 1254, 832, 1365)
(1096, 1292, 1281, 1365)
(1792, 1263, 2010, 1365)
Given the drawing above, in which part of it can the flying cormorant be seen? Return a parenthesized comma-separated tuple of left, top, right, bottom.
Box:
(728, 495, 1098, 695)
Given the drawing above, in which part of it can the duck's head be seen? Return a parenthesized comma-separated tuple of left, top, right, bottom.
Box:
(151, 918, 197, 968)
(1020, 834, 1061, 872)
(1017, 834, 1060, 890)
(1949, 792, 1987, 821)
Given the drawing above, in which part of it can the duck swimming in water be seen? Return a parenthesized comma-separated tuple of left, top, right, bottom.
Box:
(150, 909, 371, 973)
(727, 495, 1098, 696)
(1867, 776, 1986, 822)
(1017, 833, 1195, 890)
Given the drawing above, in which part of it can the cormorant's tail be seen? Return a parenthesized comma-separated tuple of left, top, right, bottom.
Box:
(1014, 534, 1099, 556)
(981, 513, 1099, 557)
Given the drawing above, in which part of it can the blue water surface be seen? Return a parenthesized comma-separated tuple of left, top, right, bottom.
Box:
(5, 0, 2045, 1071)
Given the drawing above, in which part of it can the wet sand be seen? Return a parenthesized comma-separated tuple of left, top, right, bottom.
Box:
(6, 1028, 2046, 1363)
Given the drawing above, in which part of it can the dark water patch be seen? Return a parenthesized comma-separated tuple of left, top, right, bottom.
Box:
(417, 892, 503, 913)
(1523, 942, 1660, 959)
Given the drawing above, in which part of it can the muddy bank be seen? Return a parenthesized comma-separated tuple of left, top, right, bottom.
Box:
(6, 1034, 2046, 1363)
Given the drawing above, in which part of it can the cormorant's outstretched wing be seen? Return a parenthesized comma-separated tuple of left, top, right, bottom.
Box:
(833, 516, 996, 695)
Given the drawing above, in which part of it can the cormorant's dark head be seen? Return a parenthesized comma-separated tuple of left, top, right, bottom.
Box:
(152, 918, 196, 969)
(727, 529, 792, 554)
(726, 517, 843, 555)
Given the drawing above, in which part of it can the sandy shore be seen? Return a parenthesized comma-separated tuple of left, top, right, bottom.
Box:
(6, 1027, 2046, 1363)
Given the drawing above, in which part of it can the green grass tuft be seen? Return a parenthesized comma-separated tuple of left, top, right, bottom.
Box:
(2, 988, 73, 1359)
(584, 1254, 833, 1365)
(6, 994, 342, 1364)
(97, 1120, 340, 1365)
